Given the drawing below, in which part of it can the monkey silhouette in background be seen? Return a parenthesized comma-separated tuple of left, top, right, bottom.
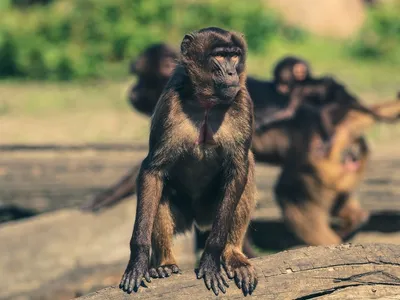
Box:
(128, 43, 178, 116)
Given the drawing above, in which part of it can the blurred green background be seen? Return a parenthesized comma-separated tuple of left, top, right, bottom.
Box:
(0, 0, 399, 144)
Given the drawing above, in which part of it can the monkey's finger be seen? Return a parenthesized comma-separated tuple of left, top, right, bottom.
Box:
(127, 275, 135, 293)
(235, 270, 243, 289)
(197, 268, 205, 279)
(248, 271, 255, 295)
(242, 273, 249, 296)
(249, 275, 258, 295)
(144, 271, 151, 283)
(119, 273, 127, 289)
(219, 271, 230, 287)
(216, 274, 227, 294)
(223, 264, 234, 279)
(171, 265, 181, 274)
(166, 267, 173, 277)
(149, 268, 158, 278)
(211, 276, 219, 296)
(157, 267, 166, 278)
(134, 277, 142, 291)
(204, 273, 212, 290)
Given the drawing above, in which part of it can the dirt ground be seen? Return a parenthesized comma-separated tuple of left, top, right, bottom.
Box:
(0, 143, 399, 228)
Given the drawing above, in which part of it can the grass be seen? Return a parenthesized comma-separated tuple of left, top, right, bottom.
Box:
(0, 37, 399, 145)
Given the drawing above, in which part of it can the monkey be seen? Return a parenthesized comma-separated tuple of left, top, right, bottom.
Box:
(128, 43, 178, 116)
(273, 98, 400, 246)
(119, 27, 258, 296)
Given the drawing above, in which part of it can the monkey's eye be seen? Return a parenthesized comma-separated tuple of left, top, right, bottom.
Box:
(214, 55, 225, 62)
(231, 55, 239, 62)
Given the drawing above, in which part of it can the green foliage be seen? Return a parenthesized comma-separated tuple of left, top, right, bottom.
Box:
(347, 3, 400, 61)
(0, 0, 304, 81)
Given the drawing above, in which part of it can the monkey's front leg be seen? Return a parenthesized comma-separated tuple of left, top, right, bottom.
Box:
(120, 163, 163, 294)
(197, 161, 251, 296)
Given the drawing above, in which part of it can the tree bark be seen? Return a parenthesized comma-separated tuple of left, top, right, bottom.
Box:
(77, 243, 400, 300)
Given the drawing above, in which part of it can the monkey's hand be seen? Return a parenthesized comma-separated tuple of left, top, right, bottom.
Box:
(119, 248, 151, 294)
(196, 251, 229, 296)
(223, 251, 258, 296)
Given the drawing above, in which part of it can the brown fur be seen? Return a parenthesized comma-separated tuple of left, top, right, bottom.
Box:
(119, 28, 257, 296)
(274, 99, 400, 245)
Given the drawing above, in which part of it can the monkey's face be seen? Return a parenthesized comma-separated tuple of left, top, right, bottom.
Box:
(273, 56, 311, 95)
(292, 63, 309, 82)
(180, 27, 247, 107)
(159, 56, 177, 78)
(210, 50, 242, 103)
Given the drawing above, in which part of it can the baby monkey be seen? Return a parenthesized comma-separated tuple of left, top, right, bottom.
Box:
(119, 27, 257, 296)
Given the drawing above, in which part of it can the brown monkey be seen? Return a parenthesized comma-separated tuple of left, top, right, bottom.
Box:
(273, 99, 400, 246)
(119, 27, 257, 296)
(128, 43, 178, 116)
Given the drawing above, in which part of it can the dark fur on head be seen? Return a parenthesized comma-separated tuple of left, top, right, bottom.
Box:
(178, 27, 247, 105)
(130, 43, 178, 78)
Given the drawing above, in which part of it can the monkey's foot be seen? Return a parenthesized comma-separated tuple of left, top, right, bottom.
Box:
(339, 210, 370, 241)
(223, 252, 258, 296)
(119, 257, 151, 293)
(149, 264, 181, 278)
(196, 253, 229, 296)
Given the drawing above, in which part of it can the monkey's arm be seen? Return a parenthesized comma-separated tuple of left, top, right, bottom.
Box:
(255, 87, 304, 132)
(337, 85, 398, 123)
(203, 155, 250, 255)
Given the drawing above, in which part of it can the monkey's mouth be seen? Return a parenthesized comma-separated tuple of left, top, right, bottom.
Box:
(217, 85, 240, 102)
(341, 151, 361, 172)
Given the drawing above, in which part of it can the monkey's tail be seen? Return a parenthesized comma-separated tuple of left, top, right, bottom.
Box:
(80, 164, 141, 213)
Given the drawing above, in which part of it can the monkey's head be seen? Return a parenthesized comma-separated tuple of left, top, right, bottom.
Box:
(180, 27, 247, 107)
(130, 43, 178, 79)
(273, 56, 311, 94)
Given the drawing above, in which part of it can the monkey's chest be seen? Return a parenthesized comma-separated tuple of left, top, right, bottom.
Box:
(168, 149, 223, 200)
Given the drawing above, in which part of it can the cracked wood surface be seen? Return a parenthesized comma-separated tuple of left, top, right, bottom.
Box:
(77, 243, 400, 300)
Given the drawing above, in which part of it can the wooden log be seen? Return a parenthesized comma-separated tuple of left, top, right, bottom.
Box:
(77, 243, 400, 300)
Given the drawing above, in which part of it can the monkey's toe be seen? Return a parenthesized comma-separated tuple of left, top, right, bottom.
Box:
(149, 264, 181, 278)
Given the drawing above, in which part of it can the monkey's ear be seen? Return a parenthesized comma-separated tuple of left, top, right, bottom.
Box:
(181, 33, 195, 56)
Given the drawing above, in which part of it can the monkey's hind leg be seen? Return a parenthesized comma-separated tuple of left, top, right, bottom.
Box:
(333, 194, 370, 241)
(282, 202, 342, 245)
(149, 200, 183, 279)
(222, 160, 258, 296)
